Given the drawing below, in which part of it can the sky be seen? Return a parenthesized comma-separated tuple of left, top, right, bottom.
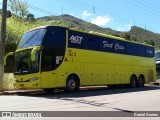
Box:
(1, 0, 160, 33)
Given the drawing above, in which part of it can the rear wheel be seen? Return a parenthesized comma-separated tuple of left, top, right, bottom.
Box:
(137, 75, 144, 87)
(130, 75, 137, 88)
(65, 75, 79, 92)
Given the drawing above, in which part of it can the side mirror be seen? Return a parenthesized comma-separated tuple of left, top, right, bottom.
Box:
(4, 52, 14, 65)
(31, 46, 41, 61)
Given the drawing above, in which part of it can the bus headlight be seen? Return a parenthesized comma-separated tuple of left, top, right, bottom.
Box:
(28, 77, 39, 82)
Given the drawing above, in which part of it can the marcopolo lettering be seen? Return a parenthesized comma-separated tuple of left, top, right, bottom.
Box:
(70, 35, 83, 44)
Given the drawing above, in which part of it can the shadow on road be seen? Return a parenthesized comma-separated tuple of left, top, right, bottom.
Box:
(3, 84, 160, 99)
(2, 85, 160, 113)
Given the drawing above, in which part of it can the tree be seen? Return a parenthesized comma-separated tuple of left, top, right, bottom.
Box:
(9, 0, 28, 18)
(131, 36, 137, 42)
(27, 13, 35, 21)
(144, 39, 155, 46)
(8, 0, 19, 16)
(6, 10, 12, 17)
(149, 40, 155, 46)
(0, 9, 12, 17)
(122, 32, 131, 40)
(18, 0, 28, 17)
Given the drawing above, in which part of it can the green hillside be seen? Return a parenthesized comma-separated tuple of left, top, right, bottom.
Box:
(39, 14, 122, 36)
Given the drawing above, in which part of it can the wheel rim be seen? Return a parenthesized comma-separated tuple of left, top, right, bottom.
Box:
(67, 79, 76, 91)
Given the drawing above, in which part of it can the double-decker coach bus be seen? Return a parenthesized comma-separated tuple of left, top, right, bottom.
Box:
(4, 26, 156, 92)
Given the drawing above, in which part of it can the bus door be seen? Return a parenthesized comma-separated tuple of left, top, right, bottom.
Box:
(41, 55, 57, 88)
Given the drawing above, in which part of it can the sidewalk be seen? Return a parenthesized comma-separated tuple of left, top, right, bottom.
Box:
(0, 89, 43, 95)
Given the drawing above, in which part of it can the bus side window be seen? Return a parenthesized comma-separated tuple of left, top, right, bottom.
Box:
(42, 55, 55, 71)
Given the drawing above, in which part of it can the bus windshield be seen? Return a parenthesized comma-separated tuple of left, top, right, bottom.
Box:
(17, 28, 46, 49)
(14, 49, 40, 74)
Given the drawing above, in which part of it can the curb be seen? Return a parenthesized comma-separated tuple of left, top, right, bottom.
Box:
(0, 89, 43, 95)
(150, 82, 160, 85)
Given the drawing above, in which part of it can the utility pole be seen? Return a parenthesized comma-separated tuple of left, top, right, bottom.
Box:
(93, 6, 95, 14)
(62, 5, 63, 15)
(0, 0, 7, 92)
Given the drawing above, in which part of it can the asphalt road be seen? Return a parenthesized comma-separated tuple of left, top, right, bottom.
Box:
(0, 84, 160, 119)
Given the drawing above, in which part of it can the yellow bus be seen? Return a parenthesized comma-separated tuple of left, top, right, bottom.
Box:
(4, 26, 156, 92)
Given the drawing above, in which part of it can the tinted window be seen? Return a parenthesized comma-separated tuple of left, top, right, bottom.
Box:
(126, 42, 137, 55)
(41, 26, 66, 71)
(86, 34, 101, 51)
(43, 27, 66, 47)
(68, 30, 154, 58)
(41, 55, 56, 71)
(137, 44, 145, 57)
(145, 46, 154, 57)
(18, 28, 46, 49)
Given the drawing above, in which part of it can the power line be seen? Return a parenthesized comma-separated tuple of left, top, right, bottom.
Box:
(57, 0, 156, 31)
(141, 0, 160, 11)
(134, 0, 160, 14)
(123, 0, 160, 17)
(56, 0, 129, 25)
(4, 1, 158, 32)
(28, 5, 59, 16)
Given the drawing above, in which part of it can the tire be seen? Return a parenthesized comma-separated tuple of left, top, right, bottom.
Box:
(130, 75, 137, 88)
(65, 75, 79, 92)
(137, 76, 144, 87)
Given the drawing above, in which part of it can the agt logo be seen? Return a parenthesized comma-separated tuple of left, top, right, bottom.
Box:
(70, 35, 83, 44)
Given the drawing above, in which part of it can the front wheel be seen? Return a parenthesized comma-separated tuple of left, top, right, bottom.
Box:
(65, 76, 79, 92)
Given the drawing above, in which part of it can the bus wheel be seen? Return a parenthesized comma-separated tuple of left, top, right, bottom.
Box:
(66, 75, 79, 92)
(130, 75, 137, 88)
(138, 75, 144, 87)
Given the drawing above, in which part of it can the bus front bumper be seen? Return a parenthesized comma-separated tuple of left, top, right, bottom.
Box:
(13, 81, 41, 90)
